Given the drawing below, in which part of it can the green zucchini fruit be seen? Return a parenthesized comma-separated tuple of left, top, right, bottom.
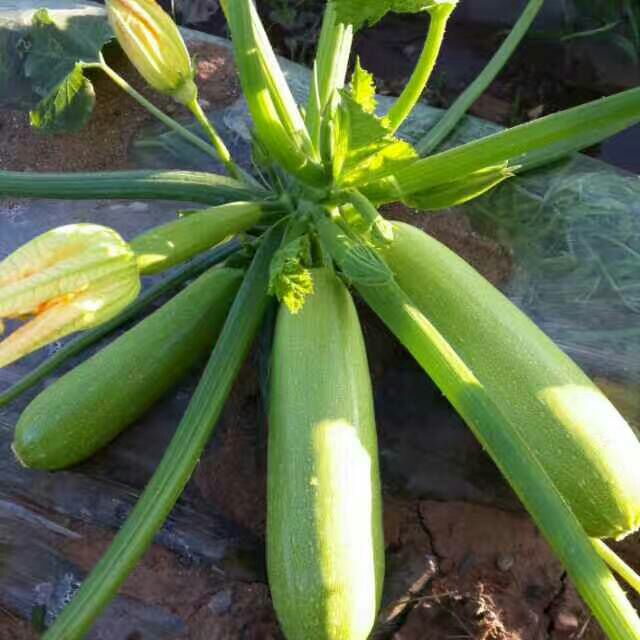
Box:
(383, 221, 640, 540)
(13, 266, 242, 470)
(267, 268, 384, 640)
(131, 201, 262, 275)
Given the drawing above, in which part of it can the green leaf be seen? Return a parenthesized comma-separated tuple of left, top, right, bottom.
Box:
(350, 58, 377, 113)
(29, 64, 95, 134)
(333, 0, 458, 29)
(21, 9, 113, 135)
(364, 86, 640, 205)
(396, 164, 514, 211)
(269, 236, 315, 314)
(23, 9, 113, 96)
(341, 138, 418, 188)
(336, 92, 418, 186)
(343, 92, 388, 152)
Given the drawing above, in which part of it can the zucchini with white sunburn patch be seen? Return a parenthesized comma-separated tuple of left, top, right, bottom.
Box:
(267, 267, 384, 640)
(13, 266, 242, 470)
(382, 221, 640, 540)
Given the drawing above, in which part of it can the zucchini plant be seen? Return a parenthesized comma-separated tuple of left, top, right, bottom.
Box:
(1, 0, 640, 638)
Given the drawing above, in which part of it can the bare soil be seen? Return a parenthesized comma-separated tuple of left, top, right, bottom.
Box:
(59, 522, 280, 640)
(382, 202, 513, 288)
(0, 615, 38, 640)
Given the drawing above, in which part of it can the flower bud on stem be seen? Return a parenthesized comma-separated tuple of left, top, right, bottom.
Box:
(105, 0, 246, 182)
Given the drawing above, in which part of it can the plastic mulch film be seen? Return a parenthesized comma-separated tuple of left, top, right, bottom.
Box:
(469, 157, 640, 382)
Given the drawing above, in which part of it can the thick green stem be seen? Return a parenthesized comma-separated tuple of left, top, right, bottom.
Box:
(225, 0, 327, 185)
(237, 0, 314, 156)
(385, 6, 454, 134)
(315, 215, 640, 640)
(344, 189, 393, 244)
(417, 0, 544, 155)
(0, 170, 260, 205)
(186, 98, 245, 181)
(306, 3, 354, 149)
(42, 223, 284, 640)
(594, 541, 640, 596)
(0, 242, 240, 409)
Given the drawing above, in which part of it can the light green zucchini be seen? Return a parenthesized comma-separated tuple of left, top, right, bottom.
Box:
(131, 201, 262, 275)
(13, 266, 242, 470)
(383, 221, 640, 540)
(267, 268, 384, 640)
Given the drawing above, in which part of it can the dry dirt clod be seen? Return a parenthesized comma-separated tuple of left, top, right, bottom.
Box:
(554, 609, 580, 633)
(496, 553, 515, 573)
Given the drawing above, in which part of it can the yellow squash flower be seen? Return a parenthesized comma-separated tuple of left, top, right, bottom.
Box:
(0, 224, 141, 368)
(106, 0, 198, 105)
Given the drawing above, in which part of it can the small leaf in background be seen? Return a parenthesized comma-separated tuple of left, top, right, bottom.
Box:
(350, 58, 377, 113)
(269, 236, 315, 314)
(29, 64, 96, 134)
(0, 26, 33, 106)
(22, 9, 113, 134)
(333, 0, 457, 29)
(23, 9, 113, 96)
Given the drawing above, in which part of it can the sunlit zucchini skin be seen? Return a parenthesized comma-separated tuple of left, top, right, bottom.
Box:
(131, 202, 262, 275)
(267, 268, 384, 640)
(384, 221, 640, 540)
(13, 267, 242, 470)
